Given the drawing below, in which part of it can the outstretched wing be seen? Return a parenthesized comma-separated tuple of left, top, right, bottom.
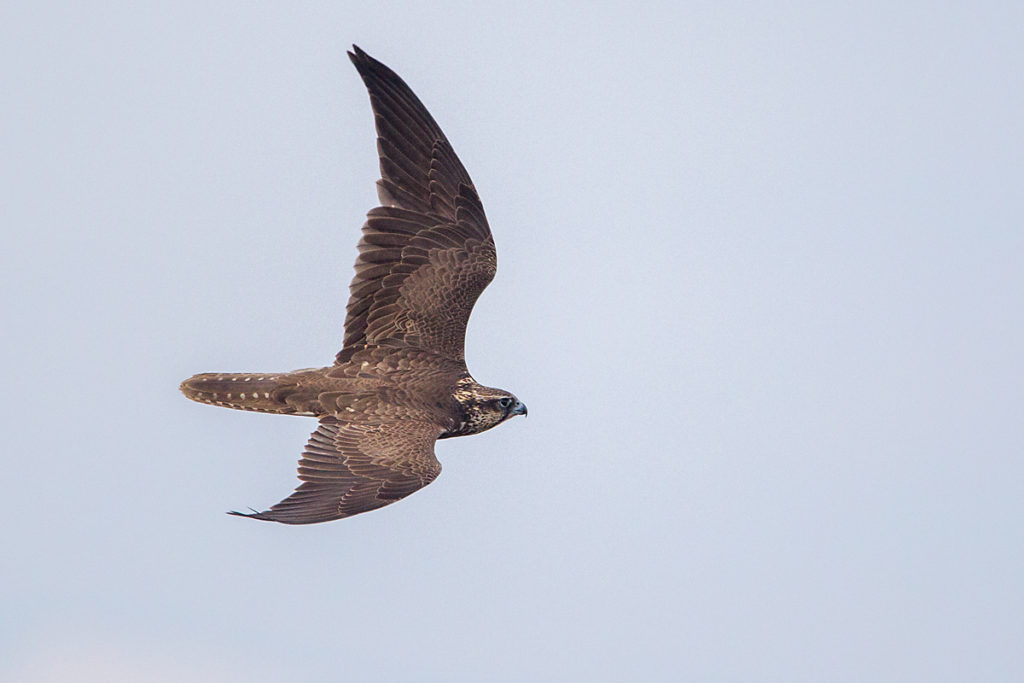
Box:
(232, 416, 443, 524)
(338, 46, 496, 365)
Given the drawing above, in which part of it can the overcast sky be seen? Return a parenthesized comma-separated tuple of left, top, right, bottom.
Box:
(2, 2, 1022, 681)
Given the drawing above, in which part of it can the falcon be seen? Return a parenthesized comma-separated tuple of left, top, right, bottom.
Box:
(180, 46, 526, 524)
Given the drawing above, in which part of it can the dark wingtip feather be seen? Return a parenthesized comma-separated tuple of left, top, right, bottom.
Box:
(346, 44, 407, 90)
(227, 508, 274, 522)
(348, 44, 378, 73)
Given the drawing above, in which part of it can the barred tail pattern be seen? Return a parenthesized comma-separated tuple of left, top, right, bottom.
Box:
(180, 372, 309, 415)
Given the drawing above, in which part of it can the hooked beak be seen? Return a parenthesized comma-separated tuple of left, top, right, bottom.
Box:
(512, 400, 528, 417)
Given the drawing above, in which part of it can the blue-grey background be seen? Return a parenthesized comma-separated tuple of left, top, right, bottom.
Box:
(2, 2, 1021, 681)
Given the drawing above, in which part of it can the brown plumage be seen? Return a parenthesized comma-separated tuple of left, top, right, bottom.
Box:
(180, 46, 526, 524)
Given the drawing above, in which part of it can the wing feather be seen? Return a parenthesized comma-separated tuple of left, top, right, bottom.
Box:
(231, 416, 443, 524)
(338, 46, 496, 364)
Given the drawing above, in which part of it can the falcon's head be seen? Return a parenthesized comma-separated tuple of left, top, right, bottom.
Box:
(448, 384, 527, 437)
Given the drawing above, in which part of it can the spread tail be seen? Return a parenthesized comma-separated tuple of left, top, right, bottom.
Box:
(180, 372, 310, 415)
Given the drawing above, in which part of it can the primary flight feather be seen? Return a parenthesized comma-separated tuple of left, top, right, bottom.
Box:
(180, 46, 525, 524)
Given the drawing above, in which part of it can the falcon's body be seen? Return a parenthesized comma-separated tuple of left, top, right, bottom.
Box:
(180, 46, 525, 524)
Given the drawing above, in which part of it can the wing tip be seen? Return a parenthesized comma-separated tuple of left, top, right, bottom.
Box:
(347, 44, 407, 92)
(227, 508, 276, 522)
(348, 44, 377, 73)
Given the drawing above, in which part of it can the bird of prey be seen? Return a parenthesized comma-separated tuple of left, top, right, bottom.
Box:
(180, 46, 526, 524)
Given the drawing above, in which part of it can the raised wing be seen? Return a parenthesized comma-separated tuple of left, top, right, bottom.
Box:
(338, 46, 496, 365)
(231, 416, 443, 524)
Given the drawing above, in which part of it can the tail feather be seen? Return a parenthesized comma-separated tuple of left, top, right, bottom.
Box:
(180, 372, 311, 415)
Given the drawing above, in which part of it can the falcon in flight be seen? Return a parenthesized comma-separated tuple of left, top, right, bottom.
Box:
(180, 46, 526, 524)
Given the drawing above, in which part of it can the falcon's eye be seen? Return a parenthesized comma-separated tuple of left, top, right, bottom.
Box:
(497, 397, 513, 409)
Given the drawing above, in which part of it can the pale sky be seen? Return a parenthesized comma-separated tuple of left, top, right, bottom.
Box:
(2, 2, 1022, 681)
